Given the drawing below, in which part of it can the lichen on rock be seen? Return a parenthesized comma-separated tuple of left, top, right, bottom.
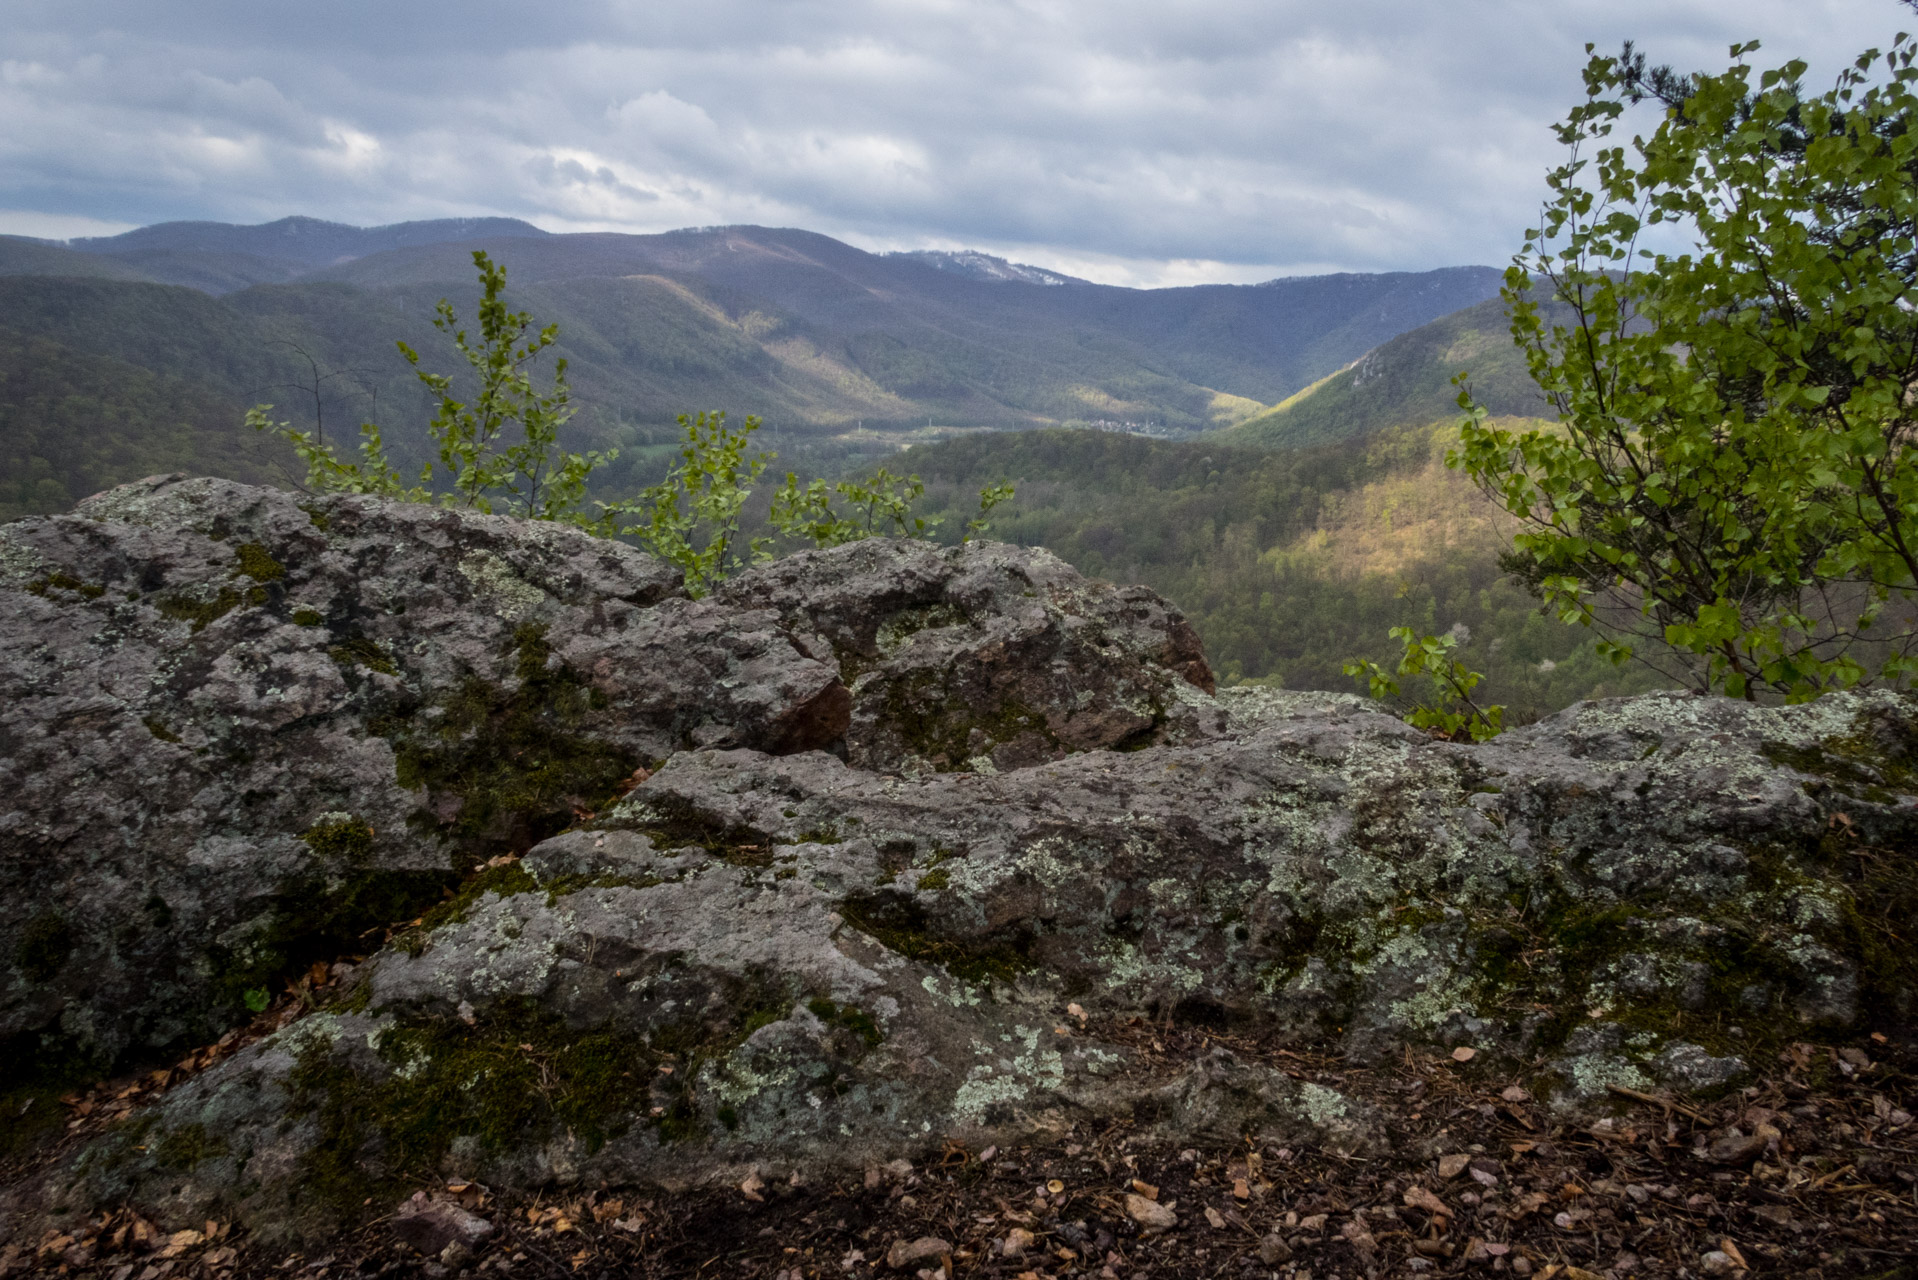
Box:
(6, 478, 1915, 1246)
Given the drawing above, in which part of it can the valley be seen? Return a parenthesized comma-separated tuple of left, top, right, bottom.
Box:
(0, 215, 1652, 714)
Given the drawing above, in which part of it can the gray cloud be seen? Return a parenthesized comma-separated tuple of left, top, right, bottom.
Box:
(0, 0, 1900, 283)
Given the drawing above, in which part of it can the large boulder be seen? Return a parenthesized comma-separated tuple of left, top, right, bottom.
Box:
(49, 684, 1918, 1242)
(0, 477, 1204, 1084)
(711, 537, 1215, 771)
(6, 478, 1915, 1247)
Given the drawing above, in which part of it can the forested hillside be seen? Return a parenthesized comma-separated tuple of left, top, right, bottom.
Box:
(0, 327, 291, 519)
(0, 221, 1500, 450)
(1215, 296, 1549, 449)
(901, 426, 1668, 719)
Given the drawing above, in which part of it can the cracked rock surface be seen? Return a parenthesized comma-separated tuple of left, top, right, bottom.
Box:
(3, 479, 1915, 1249)
(0, 477, 1201, 1082)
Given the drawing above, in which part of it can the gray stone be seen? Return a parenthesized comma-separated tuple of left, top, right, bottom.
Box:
(1258, 1233, 1293, 1264)
(391, 1193, 493, 1256)
(712, 537, 1216, 773)
(6, 480, 1915, 1247)
(886, 1237, 951, 1269)
(0, 476, 861, 1075)
(1651, 1042, 1745, 1092)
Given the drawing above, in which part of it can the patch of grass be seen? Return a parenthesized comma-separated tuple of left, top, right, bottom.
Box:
(292, 608, 324, 626)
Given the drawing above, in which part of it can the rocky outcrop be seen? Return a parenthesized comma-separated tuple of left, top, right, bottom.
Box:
(0, 476, 1206, 1084)
(5, 477, 1915, 1247)
(712, 538, 1214, 771)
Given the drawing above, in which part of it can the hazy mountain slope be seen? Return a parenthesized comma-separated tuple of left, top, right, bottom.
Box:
(304, 231, 1245, 428)
(70, 215, 547, 267)
(49, 217, 548, 294)
(309, 225, 1502, 425)
(96, 249, 310, 293)
(0, 326, 289, 519)
(1215, 297, 1549, 448)
(0, 238, 156, 284)
(0, 277, 299, 398)
(0, 219, 1512, 517)
(886, 249, 1084, 285)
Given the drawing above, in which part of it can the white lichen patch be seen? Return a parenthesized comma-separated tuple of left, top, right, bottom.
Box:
(0, 532, 48, 589)
(1566, 1053, 1652, 1098)
(948, 1025, 1065, 1126)
(276, 1012, 347, 1059)
(922, 973, 983, 1008)
(458, 551, 546, 621)
(1093, 938, 1205, 995)
(1298, 1082, 1350, 1125)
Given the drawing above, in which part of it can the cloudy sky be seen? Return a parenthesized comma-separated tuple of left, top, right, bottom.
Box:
(0, 0, 1903, 285)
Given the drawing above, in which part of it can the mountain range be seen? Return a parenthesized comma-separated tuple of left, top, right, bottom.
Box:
(0, 215, 1507, 517)
(2, 217, 1500, 423)
(0, 213, 1632, 708)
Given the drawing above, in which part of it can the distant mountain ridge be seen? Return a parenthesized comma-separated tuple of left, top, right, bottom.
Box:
(885, 249, 1084, 286)
(1212, 296, 1551, 449)
(0, 215, 1508, 520)
(68, 215, 548, 267)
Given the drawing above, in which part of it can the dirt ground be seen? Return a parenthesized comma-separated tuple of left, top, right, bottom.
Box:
(4, 1015, 1915, 1280)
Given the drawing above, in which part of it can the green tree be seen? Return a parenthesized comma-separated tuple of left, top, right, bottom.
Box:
(401, 250, 609, 519)
(251, 251, 609, 520)
(250, 254, 1014, 594)
(1454, 32, 1918, 700)
(605, 413, 1018, 597)
(767, 468, 1012, 548)
(602, 410, 774, 598)
(1344, 626, 1505, 741)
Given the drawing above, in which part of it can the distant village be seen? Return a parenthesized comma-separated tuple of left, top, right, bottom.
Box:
(1075, 417, 1207, 439)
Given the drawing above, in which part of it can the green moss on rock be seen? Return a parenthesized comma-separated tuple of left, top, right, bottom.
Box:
(328, 635, 398, 677)
(807, 997, 884, 1048)
(301, 815, 375, 863)
(881, 670, 1057, 770)
(289, 999, 652, 1209)
(26, 572, 105, 600)
(234, 542, 285, 583)
(839, 895, 1033, 986)
(385, 623, 636, 858)
(212, 869, 459, 1008)
(155, 586, 242, 633)
(153, 1121, 228, 1170)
